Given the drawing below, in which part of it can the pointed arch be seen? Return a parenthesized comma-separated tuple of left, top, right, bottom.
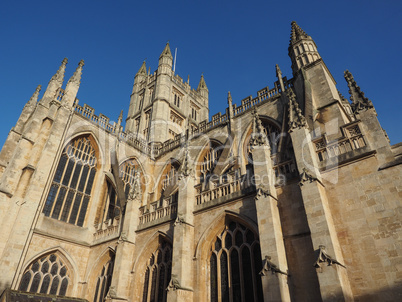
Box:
(86, 247, 116, 302)
(154, 158, 181, 201)
(131, 231, 173, 302)
(18, 247, 78, 296)
(194, 211, 263, 302)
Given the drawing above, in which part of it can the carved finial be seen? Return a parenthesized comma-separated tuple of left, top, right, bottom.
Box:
(344, 70, 373, 113)
(49, 58, 68, 86)
(227, 91, 232, 105)
(187, 75, 190, 84)
(290, 21, 309, 44)
(275, 64, 282, 78)
(250, 107, 270, 148)
(287, 89, 307, 132)
(67, 60, 85, 86)
(27, 85, 42, 105)
(118, 110, 123, 122)
(314, 245, 346, 270)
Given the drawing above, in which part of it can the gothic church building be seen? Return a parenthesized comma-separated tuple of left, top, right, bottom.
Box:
(0, 22, 401, 302)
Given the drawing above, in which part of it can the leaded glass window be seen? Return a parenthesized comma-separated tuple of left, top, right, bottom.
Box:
(210, 221, 263, 302)
(18, 253, 70, 296)
(43, 136, 97, 227)
(119, 159, 141, 200)
(93, 254, 115, 302)
(142, 239, 172, 302)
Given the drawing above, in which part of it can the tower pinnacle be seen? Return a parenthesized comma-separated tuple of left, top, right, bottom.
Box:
(137, 61, 147, 75)
(290, 21, 310, 44)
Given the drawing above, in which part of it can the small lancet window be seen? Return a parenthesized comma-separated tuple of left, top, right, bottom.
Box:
(142, 238, 172, 302)
(43, 136, 97, 227)
(18, 253, 70, 296)
(93, 253, 115, 302)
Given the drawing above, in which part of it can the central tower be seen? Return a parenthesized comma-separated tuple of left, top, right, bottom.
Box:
(125, 43, 209, 143)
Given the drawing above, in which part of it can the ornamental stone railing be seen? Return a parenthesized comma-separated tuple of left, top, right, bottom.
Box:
(138, 195, 178, 228)
(314, 123, 367, 162)
(70, 80, 293, 159)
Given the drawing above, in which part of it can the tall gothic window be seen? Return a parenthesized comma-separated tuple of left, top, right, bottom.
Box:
(119, 159, 141, 200)
(43, 136, 97, 227)
(104, 182, 120, 222)
(210, 220, 263, 302)
(19, 253, 70, 296)
(142, 239, 172, 302)
(93, 254, 115, 302)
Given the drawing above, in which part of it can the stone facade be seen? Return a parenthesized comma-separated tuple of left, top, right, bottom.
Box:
(0, 21, 401, 302)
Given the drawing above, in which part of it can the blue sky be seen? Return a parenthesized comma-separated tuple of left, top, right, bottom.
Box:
(1, 0, 401, 147)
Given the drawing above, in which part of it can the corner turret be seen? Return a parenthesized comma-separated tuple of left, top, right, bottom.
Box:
(288, 21, 321, 75)
(197, 74, 209, 106)
(158, 42, 173, 76)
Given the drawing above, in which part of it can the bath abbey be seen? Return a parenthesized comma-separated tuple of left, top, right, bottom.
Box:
(0, 21, 401, 302)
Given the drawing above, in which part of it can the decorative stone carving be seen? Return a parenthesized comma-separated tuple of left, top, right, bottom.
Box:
(250, 108, 270, 148)
(179, 146, 193, 179)
(106, 286, 117, 299)
(298, 168, 317, 186)
(260, 256, 288, 276)
(254, 187, 271, 200)
(128, 171, 141, 201)
(344, 70, 374, 113)
(174, 215, 185, 226)
(287, 89, 307, 132)
(313, 245, 346, 270)
(166, 274, 191, 292)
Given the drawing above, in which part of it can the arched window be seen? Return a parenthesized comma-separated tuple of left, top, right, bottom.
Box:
(104, 181, 120, 222)
(119, 159, 142, 200)
(142, 238, 172, 302)
(93, 253, 115, 302)
(19, 253, 70, 296)
(43, 136, 97, 227)
(210, 220, 263, 302)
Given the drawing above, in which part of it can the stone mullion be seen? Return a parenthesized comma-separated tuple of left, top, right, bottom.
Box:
(289, 126, 353, 301)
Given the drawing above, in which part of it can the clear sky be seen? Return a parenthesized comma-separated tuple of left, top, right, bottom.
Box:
(1, 0, 401, 147)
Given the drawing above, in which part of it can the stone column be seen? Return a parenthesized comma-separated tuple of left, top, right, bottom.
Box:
(289, 123, 353, 301)
(251, 143, 291, 301)
(167, 150, 195, 302)
(107, 172, 141, 301)
(250, 110, 291, 302)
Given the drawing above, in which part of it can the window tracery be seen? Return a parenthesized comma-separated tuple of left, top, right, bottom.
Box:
(142, 239, 172, 302)
(19, 253, 70, 296)
(43, 136, 97, 227)
(93, 254, 115, 302)
(210, 220, 263, 302)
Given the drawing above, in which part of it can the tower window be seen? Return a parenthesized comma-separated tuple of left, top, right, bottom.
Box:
(43, 136, 97, 227)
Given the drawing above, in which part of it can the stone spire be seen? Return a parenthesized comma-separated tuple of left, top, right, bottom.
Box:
(50, 58, 68, 86)
(41, 58, 68, 105)
(160, 42, 173, 59)
(287, 89, 307, 132)
(197, 74, 208, 91)
(27, 85, 42, 107)
(344, 70, 373, 113)
(288, 21, 321, 75)
(137, 61, 147, 75)
(63, 60, 84, 107)
(250, 107, 269, 147)
(290, 21, 310, 43)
